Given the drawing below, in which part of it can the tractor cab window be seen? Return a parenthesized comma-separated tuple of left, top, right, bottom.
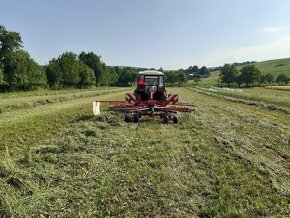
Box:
(144, 76, 159, 86)
(159, 76, 164, 87)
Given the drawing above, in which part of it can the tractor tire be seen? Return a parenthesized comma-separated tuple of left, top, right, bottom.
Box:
(162, 115, 169, 124)
(173, 115, 178, 124)
(160, 92, 168, 101)
(125, 114, 132, 123)
(134, 113, 140, 123)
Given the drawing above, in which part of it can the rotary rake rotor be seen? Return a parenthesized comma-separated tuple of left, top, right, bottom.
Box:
(93, 70, 194, 124)
(93, 93, 194, 124)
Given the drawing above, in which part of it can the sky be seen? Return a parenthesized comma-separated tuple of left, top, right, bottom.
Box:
(1, 0, 290, 70)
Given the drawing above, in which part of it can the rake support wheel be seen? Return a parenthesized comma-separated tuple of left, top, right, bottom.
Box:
(162, 115, 169, 124)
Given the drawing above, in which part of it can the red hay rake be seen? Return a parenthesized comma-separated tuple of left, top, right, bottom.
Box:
(93, 93, 194, 124)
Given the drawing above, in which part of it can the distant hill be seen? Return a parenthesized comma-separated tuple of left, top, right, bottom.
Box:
(254, 58, 290, 77)
(200, 57, 290, 85)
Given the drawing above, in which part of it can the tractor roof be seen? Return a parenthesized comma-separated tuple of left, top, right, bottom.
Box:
(138, 70, 164, 76)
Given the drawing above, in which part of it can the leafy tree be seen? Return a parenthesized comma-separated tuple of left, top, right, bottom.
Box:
(255, 71, 263, 86)
(191, 65, 199, 73)
(78, 61, 96, 88)
(264, 73, 274, 85)
(3, 51, 28, 89)
(27, 60, 47, 88)
(1, 26, 46, 91)
(235, 74, 243, 87)
(239, 65, 261, 87)
(46, 58, 63, 88)
(118, 70, 137, 86)
(0, 25, 23, 63)
(4, 50, 46, 90)
(177, 72, 188, 85)
(276, 73, 289, 85)
(79, 52, 107, 86)
(220, 64, 238, 86)
(165, 71, 177, 84)
(46, 53, 97, 89)
(199, 66, 210, 77)
(187, 65, 199, 73)
(107, 66, 119, 85)
(0, 67, 4, 85)
(165, 71, 188, 85)
(58, 52, 80, 87)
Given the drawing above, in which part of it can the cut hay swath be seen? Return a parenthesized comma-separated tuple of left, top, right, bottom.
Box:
(265, 86, 290, 91)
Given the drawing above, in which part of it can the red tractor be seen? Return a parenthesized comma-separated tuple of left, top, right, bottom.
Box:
(93, 70, 194, 124)
(134, 70, 167, 101)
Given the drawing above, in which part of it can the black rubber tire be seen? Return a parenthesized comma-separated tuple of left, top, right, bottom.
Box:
(162, 115, 169, 124)
(125, 114, 131, 123)
(173, 115, 178, 124)
(133, 113, 140, 123)
(160, 92, 168, 101)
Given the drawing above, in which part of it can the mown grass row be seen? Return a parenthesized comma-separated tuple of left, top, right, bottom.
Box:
(191, 86, 290, 112)
(1, 87, 289, 217)
(0, 87, 127, 114)
(0, 89, 130, 157)
(266, 85, 290, 91)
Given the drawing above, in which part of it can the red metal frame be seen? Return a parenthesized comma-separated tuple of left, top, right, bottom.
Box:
(94, 92, 194, 117)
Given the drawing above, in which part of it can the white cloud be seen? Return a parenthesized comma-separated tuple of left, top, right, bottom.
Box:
(263, 27, 284, 32)
(165, 36, 290, 69)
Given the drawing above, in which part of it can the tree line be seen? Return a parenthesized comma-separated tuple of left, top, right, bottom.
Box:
(164, 70, 188, 85)
(0, 25, 130, 91)
(0, 25, 195, 92)
(220, 64, 289, 87)
(185, 65, 210, 78)
(0, 25, 47, 91)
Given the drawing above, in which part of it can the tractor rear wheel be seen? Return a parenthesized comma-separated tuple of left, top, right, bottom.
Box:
(160, 92, 168, 101)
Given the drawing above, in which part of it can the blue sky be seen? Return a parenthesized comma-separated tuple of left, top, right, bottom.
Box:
(1, 0, 290, 69)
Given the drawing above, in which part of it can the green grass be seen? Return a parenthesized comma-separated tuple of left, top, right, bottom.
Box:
(0, 87, 130, 156)
(1, 88, 290, 217)
(0, 87, 126, 113)
(254, 57, 290, 78)
(198, 71, 220, 86)
(200, 57, 290, 85)
(194, 86, 290, 109)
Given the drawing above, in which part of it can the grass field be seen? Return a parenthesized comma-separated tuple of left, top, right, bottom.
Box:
(199, 71, 219, 86)
(254, 58, 290, 78)
(200, 57, 290, 85)
(194, 86, 290, 109)
(0, 87, 289, 217)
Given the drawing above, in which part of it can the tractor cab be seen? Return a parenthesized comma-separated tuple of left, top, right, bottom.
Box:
(135, 70, 167, 101)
